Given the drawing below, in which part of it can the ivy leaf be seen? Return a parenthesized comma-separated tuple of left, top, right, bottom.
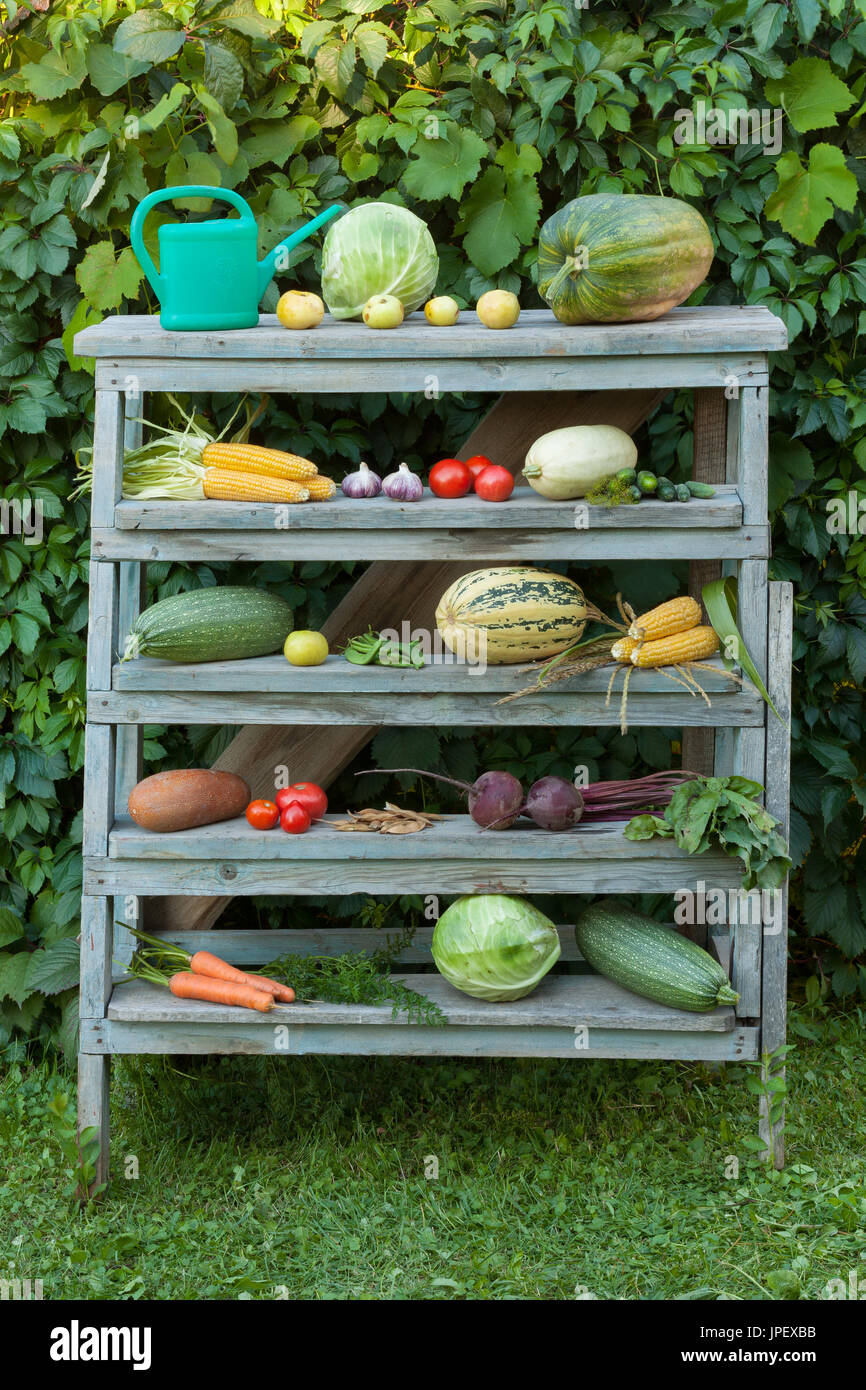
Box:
(207, 0, 279, 36)
(85, 43, 151, 96)
(846, 625, 866, 683)
(0, 952, 33, 1009)
(752, 3, 786, 51)
(76, 241, 144, 312)
(0, 909, 24, 950)
(316, 41, 358, 101)
(402, 124, 489, 203)
(140, 81, 191, 134)
(26, 939, 80, 997)
(765, 58, 854, 132)
(202, 39, 245, 111)
(457, 142, 542, 276)
(764, 144, 857, 244)
(114, 11, 185, 64)
(3, 396, 47, 435)
(768, 435, 813, 511)
(356, 25, 389, 78)
(19, 49, 87, 100)
(195, 85, 239, 164)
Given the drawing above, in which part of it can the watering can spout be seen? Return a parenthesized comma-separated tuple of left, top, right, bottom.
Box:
(257, 203, 345, 297)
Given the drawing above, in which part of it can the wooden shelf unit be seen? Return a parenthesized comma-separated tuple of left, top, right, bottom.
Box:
(74, 304, 791, 1181)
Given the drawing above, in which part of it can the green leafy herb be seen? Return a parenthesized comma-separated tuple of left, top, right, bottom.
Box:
(260, 925, 446, 1026)
(625, 777, 791, 891)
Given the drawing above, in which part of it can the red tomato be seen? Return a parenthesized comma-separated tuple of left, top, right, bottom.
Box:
(280, 801, 311, 834)
(474, 465, 515, 502)
(277, 782, 328, 819)
(245, 799, 280, 830)
(429, 458, 472, 498)
(465, 455, 494, 488)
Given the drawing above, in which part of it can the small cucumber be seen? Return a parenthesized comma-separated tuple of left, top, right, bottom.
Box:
(657, 482, 676, 502)
(675, 483, 691, 502)
(686, 480, 716, 498)
(637, 470, 658, 494)
(615, 467, 637, 485)
(627, 484, 643, 503)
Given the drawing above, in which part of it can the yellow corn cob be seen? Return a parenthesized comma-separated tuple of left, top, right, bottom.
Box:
(628, 595, 701, 642)
(203, 468, 310, 503)
(304, 474, 337, 501)
(630, 626, 720, 667)
(610, 636, 640, 663)
(202, 442, 318, 482)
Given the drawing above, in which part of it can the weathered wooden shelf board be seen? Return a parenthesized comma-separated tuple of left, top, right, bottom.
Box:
(82, 1014, 758, 1060)
(112, 488, 743, 531)
(104, 973, 736, 1032)
(74, 306, 788, 360)
(94, 654, 761, 728)
(85, 814, 742, 896)
(143, 924, 585, 964)
(94, 357, 770, 395)
(92, 524, 770, 563)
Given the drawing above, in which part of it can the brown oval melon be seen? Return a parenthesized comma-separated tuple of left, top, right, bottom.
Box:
(128, 769, 251, 833)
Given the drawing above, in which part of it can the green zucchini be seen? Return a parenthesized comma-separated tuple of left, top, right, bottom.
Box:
(686, 480, 716, 498)
(574, 900, 739, 1012)
(122, 586, 295, 663)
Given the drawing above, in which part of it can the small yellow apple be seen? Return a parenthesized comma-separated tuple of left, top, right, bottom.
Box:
(276, 291, 325, 330)
(424, 295, 460, 326)
(362, 294, 404, 329)
(284, 630, 329, 666)
(476, 290, 520, 330)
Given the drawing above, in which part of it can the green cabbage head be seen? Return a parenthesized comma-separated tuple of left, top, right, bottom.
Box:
(321, 202, 439, 320)
(432, 894, 561, 1002)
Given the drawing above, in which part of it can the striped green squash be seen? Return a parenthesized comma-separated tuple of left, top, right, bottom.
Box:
(575, 900, 739, 1012)
(122, 586, 294, 663)
(537, 193, 714, 326)
(436, 567, 587, 665)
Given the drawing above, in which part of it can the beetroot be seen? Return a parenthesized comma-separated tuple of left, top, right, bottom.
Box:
(524, 776, 584, 830)
(356, 767, 524, 830)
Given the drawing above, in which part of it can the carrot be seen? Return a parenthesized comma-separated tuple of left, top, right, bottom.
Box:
(189, 950, 295, 1002)
(244, 973, 295, 1004)
(169, 971, 275, 1012)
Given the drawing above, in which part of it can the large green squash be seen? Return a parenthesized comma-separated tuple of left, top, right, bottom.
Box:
(537, 194, 714, 326)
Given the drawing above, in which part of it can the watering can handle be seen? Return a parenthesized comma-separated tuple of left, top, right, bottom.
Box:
(130, 186, 255, 297)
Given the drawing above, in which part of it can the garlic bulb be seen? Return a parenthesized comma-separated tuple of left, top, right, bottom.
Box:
(341, 461, 381, 498)
(382, 461, 423, 502)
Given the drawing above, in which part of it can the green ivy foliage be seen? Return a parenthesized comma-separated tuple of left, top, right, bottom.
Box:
(1, 0, 865, 1049)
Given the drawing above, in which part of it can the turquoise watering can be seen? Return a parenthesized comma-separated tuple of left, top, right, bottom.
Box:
(130, 186, 343, 331)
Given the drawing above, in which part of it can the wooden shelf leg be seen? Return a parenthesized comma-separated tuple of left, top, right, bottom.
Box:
(759, 583, 793, 1169)
(682, 387, 727, 778)
(78, 894, 112, 1191)
(78, 384, 125, 1193)
(113, 393, 147, 967)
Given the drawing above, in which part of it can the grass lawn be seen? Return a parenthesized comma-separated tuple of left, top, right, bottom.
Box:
(2, 1003, 864, 1301)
